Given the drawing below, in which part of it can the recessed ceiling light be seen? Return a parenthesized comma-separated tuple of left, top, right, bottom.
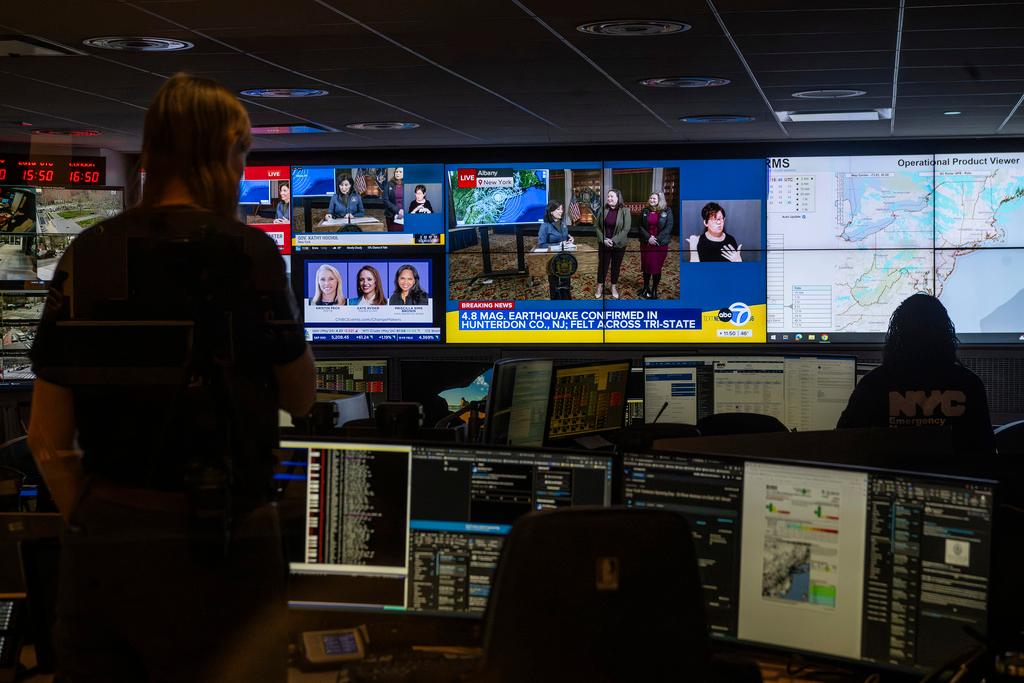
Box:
(640, 77, 730, 88)
(944, 111, 962, 116)
(31, 128, 101, 136)
(776, 109, 891, 122)
(83, 36, 193, 52)
(345, 121, 420, 131)
(240, 88, 328, 98)
(791, 89, 866, 100)
(577, 20, 690, 36)
(680, 115, 755, 124)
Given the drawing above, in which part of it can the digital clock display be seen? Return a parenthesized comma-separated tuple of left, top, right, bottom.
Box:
(0, 155, 106, 187)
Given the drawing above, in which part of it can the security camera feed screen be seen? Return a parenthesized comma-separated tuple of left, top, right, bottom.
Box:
(290, 164, 444, 249)
(767, 152, 1024, 343)
(37, 187, 122, 235)
(444, 159, 767, 344)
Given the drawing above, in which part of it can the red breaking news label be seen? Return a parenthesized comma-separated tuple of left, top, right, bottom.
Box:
(459, 301, 515, 310)
(244, 165, 290, 180)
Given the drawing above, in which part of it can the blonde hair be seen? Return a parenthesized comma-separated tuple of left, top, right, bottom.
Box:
(650, 191, 667, 212)
(140, 73, 252, 219)
(312, 264, 344, 304)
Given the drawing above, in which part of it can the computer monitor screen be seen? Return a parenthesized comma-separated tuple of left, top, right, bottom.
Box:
(0, 290, 44, 384)
(238, 166, 291, 255)
(34, 186, 124, 282)
(622, 451, 995, 674)
(400, 360, 493, 428)
(643, 355, 855, 431)
(282, 440, 613, 616)
(315, 359, 388, 406)
(545, 360, 630, 442)
(485, 359, 554, 448)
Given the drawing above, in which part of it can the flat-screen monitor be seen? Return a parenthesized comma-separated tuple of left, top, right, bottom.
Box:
(0, 290, 44, 384)
(281, 440, 613, 616)
(400, 359, 493, 428)
(444, 159, 768, 345)
(315, 359, 388, 406)
(484, 358, 554, 447)
(643, 355, 856, 431)
(622, 451, 996, 674)
(290, 164, 444, 249)
(767, 152, 1024, 344)
(238, 166, 291, 255)
(545, 360, 630, 442)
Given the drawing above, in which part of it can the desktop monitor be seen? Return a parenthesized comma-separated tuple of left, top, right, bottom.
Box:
(622, 450, 996, 674)
(280, 439, 613, 616)
(315, 359, 388, 406)
(484, 359, 554, 448)
(643, 355, 855, 432)
(544, 360, 630, 443)
(400, 359, 492, 428)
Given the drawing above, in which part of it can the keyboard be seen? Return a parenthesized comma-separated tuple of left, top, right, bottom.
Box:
(342, 650, 481, 682)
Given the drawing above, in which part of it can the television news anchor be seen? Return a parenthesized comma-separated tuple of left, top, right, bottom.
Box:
(638, 191, 673, 299)
(325, 174, 365, 220)
(593, 188, 630, 299)
(28, 73, 315, 682)
(538, 201, 574, 299)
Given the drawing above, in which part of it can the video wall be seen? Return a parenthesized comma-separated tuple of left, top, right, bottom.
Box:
(265, 150, 1023, 345)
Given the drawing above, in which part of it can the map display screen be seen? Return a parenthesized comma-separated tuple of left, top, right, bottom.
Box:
(767, 154, 1024, 343)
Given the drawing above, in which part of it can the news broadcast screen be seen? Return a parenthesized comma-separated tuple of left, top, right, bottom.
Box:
(290, 164, 444, 249)
(444, 159, 766, 343)
(238, 165, 291, 255)
(298, 254, 443, 343)
(767, 152, 1024, 343)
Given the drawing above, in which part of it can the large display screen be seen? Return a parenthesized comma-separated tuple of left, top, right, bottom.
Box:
(238, 165, 291, 255)
(767, 152, 1024, 343)
(290, 164, 444, 249)
(444, 159, 767, 344)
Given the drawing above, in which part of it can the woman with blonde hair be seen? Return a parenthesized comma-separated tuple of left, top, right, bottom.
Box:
(593, 187, 630, 299)
(311, 263, 344, 305)
(638, 191, 673, 299)
(28, 73, 314, 682)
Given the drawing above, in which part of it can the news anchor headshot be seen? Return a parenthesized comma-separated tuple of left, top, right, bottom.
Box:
(538, 201, 574, 299)
(349, 265, 388, 306)
(639, 191, 673, 299)
(408, 184, 434, 214)
(311, 263, 344, 305)
(273, 182, 290, 223)
(382, 167, 404, 232)
(691, 201, 741, 262)
(593, 188, 630, 299)
(325, 174, 365, 220)
(389, 264, 429, 306)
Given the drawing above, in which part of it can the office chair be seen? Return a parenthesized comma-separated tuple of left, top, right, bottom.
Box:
(479, 507, 716, 683)
(995, 419, 1024, 456)
(697, 412, 789, 437)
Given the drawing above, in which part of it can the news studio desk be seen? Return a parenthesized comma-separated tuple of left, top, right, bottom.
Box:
(313, 217, 387, 232)
(525, 243, 598, 278)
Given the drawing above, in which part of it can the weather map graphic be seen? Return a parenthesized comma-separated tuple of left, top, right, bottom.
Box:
(449, 168, 548, 225)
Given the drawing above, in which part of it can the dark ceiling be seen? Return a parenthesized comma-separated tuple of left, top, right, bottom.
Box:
(1, 0, 1023, 152)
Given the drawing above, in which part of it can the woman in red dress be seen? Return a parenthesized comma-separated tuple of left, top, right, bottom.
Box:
(638, 192, 673, 299)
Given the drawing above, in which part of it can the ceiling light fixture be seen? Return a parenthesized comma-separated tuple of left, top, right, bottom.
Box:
(776, 109, 891, 122)
(345, 121, 420, 131)
(641, 77, 730, 88)
(791, 89, 866, 100)
(83, 36, 193, 52)
(680, 115, 755, 124)
(944, 111, 962, 116)
(577, 20, 690, 36)
(31, 128, 101, 136)
(240, 88, 328, 98)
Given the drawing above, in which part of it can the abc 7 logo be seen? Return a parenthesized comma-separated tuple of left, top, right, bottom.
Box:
(717, 302, 752, 327)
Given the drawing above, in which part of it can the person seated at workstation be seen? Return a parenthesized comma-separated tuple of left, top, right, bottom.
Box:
(407, 184, 434, 214)
(837, 293, 995, 454)
(325, 175, 365, 220)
